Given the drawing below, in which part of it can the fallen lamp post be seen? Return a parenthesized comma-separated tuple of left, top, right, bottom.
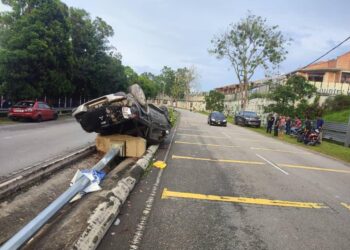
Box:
(0, 146, 122, 250)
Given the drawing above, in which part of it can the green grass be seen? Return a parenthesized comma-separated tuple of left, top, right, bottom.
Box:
(324, 109, 350, 123)
(0, 117, 16, 125)
(168, 107, 178, 127)
(246, 126, 350, 163)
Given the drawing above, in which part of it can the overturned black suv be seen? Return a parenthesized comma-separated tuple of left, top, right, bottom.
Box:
(72, 84, 171, 144)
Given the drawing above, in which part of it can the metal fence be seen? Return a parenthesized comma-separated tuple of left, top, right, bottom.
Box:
(322, 120, 350, 147)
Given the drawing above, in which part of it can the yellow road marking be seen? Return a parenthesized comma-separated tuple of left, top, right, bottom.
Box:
(341, 202, 350, 211)
(177, 133, 262, 142)
(161, 188, 327, 209)
(178, 128, 210, 132)
(251, 147, 311, 155)
(278, 164, 350, 174)
(172, 154, 350, 174)
(175, 141, 240, 148)
(177, 133, 226, 139)
(172, 155, 264, 165)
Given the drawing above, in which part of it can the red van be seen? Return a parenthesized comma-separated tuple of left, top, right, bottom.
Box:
(8, 100, 58, 122)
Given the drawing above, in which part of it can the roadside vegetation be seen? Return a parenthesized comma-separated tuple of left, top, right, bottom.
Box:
(322, 95, 350, 123)
(246, 126, 350, 163)
(323, 109, 350, 123)
(0, 0, 198, 104)
(168, 107, 178, 127)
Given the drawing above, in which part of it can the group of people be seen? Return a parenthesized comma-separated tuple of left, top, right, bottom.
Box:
(266, 114, 324, 141)
(266, 115, 291, 138)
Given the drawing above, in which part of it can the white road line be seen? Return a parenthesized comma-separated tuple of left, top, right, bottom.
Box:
(221, 131, 231, 139)
(129, 121, 178, 250)
(256, 153, 289, 175)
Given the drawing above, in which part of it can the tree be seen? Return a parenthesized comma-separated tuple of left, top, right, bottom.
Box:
(265, 75, 318, 117)
(159, 66, 175, 97)
(209, 13, 289, 109)
(69, 7, 127, 100)
(0, 0, 73, 100)
(171, 66, 198, 101)
(205, 90, 225, 112)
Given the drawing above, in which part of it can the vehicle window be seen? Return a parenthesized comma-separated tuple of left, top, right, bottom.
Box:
(243, 111, 257, 117)
(43, 104, 50, 109)
(212, 112, 225, 119)
(38, 103, 45, 109)
(13, 101, 34, 108)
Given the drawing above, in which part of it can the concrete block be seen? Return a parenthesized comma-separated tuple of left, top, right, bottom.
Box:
(96, 134, 146, 157)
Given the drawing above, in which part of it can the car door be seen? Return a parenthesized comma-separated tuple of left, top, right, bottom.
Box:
(38, 102, 49, 120)
(43, 103, 54, 119)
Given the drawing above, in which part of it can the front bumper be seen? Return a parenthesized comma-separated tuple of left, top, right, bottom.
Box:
(245, 120, 261, 126)
(211, 120, 227, 126)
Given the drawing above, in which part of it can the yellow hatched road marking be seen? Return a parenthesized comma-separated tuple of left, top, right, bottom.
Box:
(250, 147, 311, 155)
(161, 188, 327, 209)
(341, 202, 350, 211)
(172, 155, 264, 165)
(278, 164, 350, 174)
(175, 141, 240, 148)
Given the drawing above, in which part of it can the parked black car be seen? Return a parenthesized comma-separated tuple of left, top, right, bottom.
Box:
(234, 111, 261, 128)
(208, 111, 227, 126)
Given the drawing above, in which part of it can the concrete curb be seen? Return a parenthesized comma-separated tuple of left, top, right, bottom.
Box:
(0, 145, 96, 201)
(74, 145, 159, 250)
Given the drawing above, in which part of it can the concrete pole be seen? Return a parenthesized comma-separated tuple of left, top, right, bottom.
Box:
(0, 148, 120, 250)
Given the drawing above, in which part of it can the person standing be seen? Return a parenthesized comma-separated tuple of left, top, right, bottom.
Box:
(266, 114, 274, 134)
(279, 116, 286, 138)
(286, 116, 291, 135)
(273, 115, 280, 137)
(316, 115, 324, 143)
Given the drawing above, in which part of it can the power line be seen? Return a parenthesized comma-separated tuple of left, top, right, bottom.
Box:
(302, 35, 350, 69)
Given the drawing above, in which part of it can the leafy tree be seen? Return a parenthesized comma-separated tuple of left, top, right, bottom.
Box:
(209, 13, 289, 109)
(0, 0, 73, 100)
(265, 75, 318, 117)
(69, 7, 127, 100)
(323, 95, 350, 112)
(171, 66, 198, 101)
(124, 66, 139, 86)
(159, 66, 175, 97)
(205, 90, 225, 112)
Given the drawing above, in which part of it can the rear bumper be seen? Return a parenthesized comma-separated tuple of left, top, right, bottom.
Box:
(8, 112, 36, 119)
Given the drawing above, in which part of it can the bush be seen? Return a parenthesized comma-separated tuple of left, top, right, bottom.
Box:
(323, 95, 350, 112)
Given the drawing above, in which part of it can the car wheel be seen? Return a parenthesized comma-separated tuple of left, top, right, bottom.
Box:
(53, 113, 58, 120)
(37, 115, 42, 122)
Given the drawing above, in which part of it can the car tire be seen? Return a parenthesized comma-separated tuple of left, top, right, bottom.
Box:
(37, 115, 42, 123)
(53, 113, 58, 120)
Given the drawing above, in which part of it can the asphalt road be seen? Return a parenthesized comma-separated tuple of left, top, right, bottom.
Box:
(100, 109, 350, 250)
(0, 117, 95, 177)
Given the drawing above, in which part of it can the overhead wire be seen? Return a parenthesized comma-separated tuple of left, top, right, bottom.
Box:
(301, 35, 350, 69)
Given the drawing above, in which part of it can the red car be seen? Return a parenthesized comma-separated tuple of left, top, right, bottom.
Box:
(8, 100, 58, 122)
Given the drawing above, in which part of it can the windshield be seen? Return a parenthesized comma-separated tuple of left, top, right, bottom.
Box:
(212, 112, 225, 119)
(13, 101, 35, 108)
(243, 111, 257, 117)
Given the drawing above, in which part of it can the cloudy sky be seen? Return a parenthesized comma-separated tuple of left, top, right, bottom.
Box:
(2, 0, 350, 91)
